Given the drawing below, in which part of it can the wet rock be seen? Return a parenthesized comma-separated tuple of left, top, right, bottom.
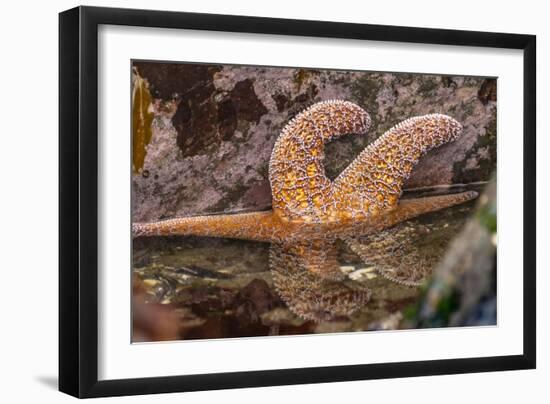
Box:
(168, 265, 234, 280)
(348, 267, 377, 281)
(234, 278, 282, 317)
(478, 78, 497, 105)
(174, 279, 304, 340)
(405, 180, 497, 328)
(132, 63, 496, 222)
(368, 312, 404, 331)
(314, 321, 353, 334)
(452, 117, 496, 184)
(132, 277, 180, 342)
(260, 307, 306, 328)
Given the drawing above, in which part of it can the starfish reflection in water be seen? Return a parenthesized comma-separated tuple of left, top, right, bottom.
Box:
(133, 100, 478, 322)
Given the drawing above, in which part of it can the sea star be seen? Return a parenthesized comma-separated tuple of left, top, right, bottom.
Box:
(133, 100, 477, 321)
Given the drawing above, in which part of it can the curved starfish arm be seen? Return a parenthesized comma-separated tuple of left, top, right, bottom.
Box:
(333, 114, 462, 217)
(132, 210, 280, 242)
(276, 240, 347, 281)
(269, 100, 370, 222)
(270, 243, 370, 322)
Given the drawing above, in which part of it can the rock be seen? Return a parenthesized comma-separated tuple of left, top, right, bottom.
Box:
(132, 277, 180, 342)
(339, 265, 356, 274)
(348, 267, 377, 280)
(131, 62, 496, 222)
(260, 307, 306, 327)
(234, 278, 281, 316)
(314, 321, 353, 334)
(368, 312, 404, 331)
(406, 179, 497, 328)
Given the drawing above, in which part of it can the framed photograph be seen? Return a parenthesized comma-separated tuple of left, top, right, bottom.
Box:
(59, 6, 536, 398)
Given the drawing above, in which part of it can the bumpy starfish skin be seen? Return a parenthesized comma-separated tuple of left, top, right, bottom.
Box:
(133, 100, 478, 320)
(133, 101, 472, 242)
(270, 243, 371, 321)
(346, 220, 453, 287)
(269, 100, 371, 222)
(334, 114, 463, 218)
(132, 192, 477, 243)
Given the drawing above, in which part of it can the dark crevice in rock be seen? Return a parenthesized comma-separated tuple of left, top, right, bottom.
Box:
(133, 63, 268, 158)
(286, 84, 319, 119)
(272, 92, 290, 112)
(478, 78, 497, 105)
(229, 78, 268, 124)
(133, 61, 222, 100)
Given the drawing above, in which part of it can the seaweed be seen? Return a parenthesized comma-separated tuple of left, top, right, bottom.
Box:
(132, 69, 155, 173)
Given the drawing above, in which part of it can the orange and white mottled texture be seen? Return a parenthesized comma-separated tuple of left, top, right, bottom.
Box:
(132, 191, 477, 244)
(132, 211, 279, 241)
(333, 114, 463, 218)
(346, 220, 452, 287)
(132, 100, 478, 319)
(270, 243, 370, 322)
(269, 100, 370, 222)
(279, 240, 346, 281)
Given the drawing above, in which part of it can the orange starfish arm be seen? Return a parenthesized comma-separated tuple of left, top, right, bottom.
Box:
(348, 191, 478, 238)
(269, 100, 370, 222)
(334, 114, 463, 217)
(133, 191, 478, 242)
(132, 210, 280, 242)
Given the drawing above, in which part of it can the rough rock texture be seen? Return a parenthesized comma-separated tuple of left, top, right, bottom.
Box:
(132, 61, 496, 222)
(405, 179, 497, 328)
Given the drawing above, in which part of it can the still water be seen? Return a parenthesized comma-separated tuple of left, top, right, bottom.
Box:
(132, 185, 482, 342)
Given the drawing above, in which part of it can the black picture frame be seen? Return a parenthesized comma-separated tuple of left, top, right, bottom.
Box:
(59, 5, 536, 398)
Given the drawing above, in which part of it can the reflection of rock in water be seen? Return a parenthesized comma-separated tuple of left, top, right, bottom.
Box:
(270, 244, 370, 322)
